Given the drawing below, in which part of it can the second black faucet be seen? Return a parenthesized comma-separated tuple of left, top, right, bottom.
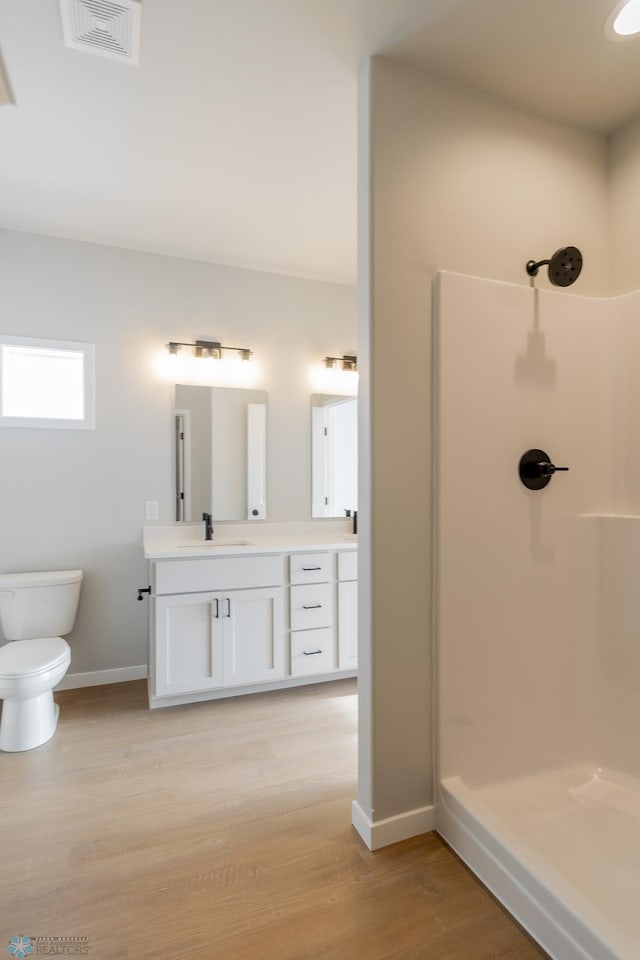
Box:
(345, 509, 358, 535)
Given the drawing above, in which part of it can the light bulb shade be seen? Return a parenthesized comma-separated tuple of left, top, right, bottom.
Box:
(195, 339, 222, 359)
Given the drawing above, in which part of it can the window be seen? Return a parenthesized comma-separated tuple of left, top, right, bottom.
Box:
(0, 335, 95, 429)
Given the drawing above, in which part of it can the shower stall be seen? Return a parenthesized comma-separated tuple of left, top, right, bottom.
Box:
(433, 269, 640, 960)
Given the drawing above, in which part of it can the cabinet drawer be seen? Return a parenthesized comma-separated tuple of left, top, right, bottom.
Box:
(290, 583, 332, 630)
(338, 551, 357, 582)
(291, 628, 333, 676)
(290, 553, 331, 585)
(154, 555, 284, 595)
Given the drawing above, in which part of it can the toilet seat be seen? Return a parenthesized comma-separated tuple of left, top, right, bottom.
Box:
(0, 637, 69, 679)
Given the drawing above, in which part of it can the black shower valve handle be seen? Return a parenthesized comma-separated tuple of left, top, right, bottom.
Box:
(538, 461, 569, 477)
(519, 449, 569, 490)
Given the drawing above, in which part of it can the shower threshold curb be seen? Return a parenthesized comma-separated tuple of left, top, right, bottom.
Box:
(437, 775, 631, 960)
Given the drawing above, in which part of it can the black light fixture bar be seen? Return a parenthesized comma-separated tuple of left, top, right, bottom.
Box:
(324, 354, 358, 372)
(166, 339, 252, 361)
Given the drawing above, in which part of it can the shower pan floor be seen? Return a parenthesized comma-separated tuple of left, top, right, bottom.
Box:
(440, 765, 640, 960)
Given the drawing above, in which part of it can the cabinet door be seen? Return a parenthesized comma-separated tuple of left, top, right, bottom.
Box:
(338, 580, 358, 669)
(222, 587, 285, 686)
(155, 593, 223, 696)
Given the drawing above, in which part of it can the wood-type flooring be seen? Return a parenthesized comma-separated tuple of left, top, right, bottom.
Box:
(0, 678, 549, 960)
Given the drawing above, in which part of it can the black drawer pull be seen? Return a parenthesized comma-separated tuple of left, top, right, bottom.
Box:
(302, 566, 322, 571)
(303, 649, 323, 656)
(302, 603, 322, 609)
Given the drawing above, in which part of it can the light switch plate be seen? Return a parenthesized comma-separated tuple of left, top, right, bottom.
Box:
(145, 500, 159, 521)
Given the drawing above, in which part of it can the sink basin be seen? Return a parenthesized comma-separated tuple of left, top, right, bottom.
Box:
(178, 539, 253, 548)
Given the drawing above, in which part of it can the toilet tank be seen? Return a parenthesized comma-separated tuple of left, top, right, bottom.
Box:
(0, 570, 83, 640)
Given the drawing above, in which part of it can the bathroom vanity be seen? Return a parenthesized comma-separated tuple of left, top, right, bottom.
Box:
(143, 523, 357, 708)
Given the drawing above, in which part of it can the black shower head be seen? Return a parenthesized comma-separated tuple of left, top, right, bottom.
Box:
(526, 246, 583, 287)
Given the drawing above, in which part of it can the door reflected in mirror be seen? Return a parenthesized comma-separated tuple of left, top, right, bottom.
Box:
(175, 385, 268, 522)
(311, 394, 357, 518)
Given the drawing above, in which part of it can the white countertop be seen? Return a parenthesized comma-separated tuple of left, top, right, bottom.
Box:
(143, 521, 358, 559)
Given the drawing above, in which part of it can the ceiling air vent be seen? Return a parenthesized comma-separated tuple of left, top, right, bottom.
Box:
(60, 0, 142, 65)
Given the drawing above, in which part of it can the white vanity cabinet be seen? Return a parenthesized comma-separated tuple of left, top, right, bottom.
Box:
(146, 540, 357, 708)
(338, 551, 358, 670)
(151, 555, 285, 701)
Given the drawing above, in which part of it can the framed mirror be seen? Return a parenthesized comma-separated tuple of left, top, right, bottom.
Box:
(174, 384, 268, 522)
(311, 394, 357, 518)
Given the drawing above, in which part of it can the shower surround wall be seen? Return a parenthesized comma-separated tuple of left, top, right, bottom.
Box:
(434, 270, 640, 960)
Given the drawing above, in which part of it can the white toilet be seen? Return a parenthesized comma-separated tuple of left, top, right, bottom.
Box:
(0, 570, 83, 752)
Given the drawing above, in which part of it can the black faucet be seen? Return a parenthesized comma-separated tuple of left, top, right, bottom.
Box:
(202, 512, 213, 540)
(344, 509, 358, 535)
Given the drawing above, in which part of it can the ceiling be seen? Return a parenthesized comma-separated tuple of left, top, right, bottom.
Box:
(1, 0, 640, 286)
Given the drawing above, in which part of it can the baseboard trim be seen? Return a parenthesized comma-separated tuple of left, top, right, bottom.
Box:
(148, 670, 357, 709)
(57, 665, 148, 690)
(351, 800, 436, 851)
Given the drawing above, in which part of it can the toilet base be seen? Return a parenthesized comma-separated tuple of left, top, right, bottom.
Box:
(0, 690, 60, 752)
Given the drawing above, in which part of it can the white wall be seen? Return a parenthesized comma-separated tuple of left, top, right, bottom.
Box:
(0, 229, 356, 674)
(358, 56, 609, 829)
(610, 117, 640, 296)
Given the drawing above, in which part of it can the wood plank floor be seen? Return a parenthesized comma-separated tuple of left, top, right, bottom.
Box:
(0, 679, 549, 960)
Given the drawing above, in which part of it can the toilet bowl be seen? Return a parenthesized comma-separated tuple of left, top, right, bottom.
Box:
(0, 637, 71, 751)
(0, 570, 82, 752)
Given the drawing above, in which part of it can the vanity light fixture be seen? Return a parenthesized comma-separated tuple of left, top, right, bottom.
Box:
(310, 353, 359, 396)
(156, 337, 258, 387)
(605, 0, 640, 37)
(165, 339, 252, 361)
(324, 354, 358, 372)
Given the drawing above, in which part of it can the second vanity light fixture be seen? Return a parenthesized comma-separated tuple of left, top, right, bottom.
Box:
(166, 339, 252, 361)
(323, 354, 358, 372)
(310, 352, 359, 396)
